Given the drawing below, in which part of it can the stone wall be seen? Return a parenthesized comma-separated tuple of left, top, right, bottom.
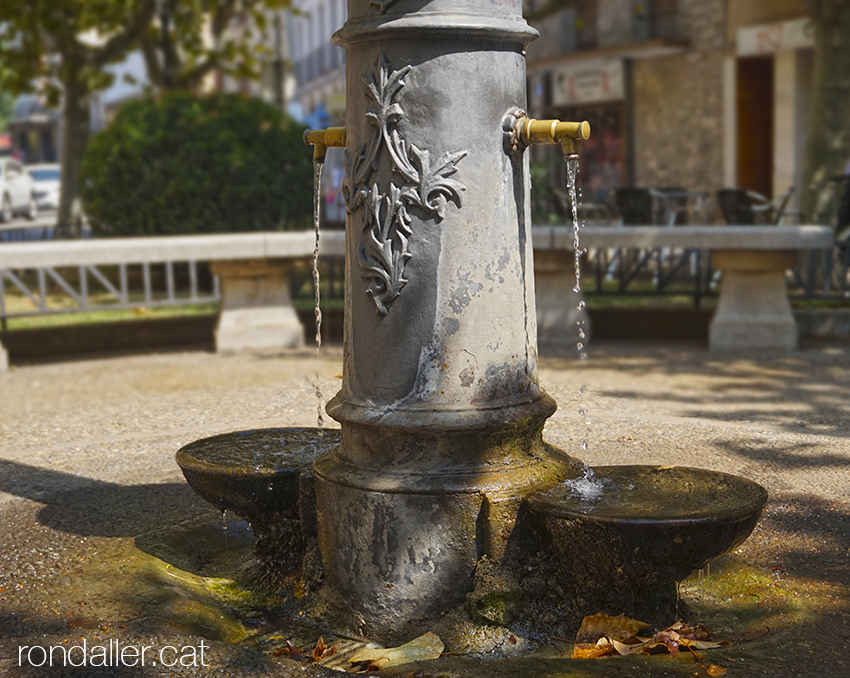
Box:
(632, 0, 727, 217)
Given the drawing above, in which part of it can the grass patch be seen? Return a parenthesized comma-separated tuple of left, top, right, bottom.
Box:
(585, 294, 714, 309)
(4, 303, 218, 330)
(292, 296, 345, 311)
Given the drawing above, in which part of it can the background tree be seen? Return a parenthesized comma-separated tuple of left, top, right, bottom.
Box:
(0, 0, 290, 238)
(81, 92, 313, 236)
(0, 0, 156, 237)
(801, 0, 850, 227)
(139, 0, 289, 93)
(0, 72, 14, 132)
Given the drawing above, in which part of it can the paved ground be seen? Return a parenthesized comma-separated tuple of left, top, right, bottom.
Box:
(0, 340, 848, 677)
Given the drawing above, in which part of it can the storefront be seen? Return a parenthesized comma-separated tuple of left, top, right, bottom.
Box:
(533, 57, 630, 215)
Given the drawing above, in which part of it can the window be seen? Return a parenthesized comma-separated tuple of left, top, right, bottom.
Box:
(576, 0, 598, 51)
(650, 0, 678, 40)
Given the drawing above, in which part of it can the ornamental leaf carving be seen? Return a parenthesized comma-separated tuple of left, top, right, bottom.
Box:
(344, 54, 467, 315)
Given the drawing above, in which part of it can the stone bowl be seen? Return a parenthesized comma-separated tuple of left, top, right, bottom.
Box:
(527, 465, 768, 619)
(176, 427, 341, 526)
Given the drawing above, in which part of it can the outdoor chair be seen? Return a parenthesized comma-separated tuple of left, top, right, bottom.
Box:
(717, 187, 799, 226)
(609, 188, 665, 283)
(614, 187, 654, 225)
(656, 186, 689, 226)
(833, 175, 850, 240)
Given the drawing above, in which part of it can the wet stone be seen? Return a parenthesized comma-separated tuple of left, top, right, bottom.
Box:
(176, 428, 340, 592)
(527, 465, 768, 624)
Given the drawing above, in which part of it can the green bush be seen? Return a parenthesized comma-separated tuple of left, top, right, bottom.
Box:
(81, 92, 313, 236)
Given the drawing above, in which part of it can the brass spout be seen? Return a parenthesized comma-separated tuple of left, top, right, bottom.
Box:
(303, 127, 346, 162)
(517, 117, 591, 155)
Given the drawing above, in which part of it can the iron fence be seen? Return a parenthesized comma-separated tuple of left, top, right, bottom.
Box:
(1, 245, 846, 328)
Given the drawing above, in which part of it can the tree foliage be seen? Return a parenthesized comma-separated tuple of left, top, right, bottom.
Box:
(801, 0, 850, 226)
(81, 92, 313, 236)
(0, 1, 156, 103)
(0, 0, 157, 235)
(140, 0, 289, 92)
(0, 0, 290, 237)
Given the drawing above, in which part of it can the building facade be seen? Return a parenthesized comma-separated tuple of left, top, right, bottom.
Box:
(525, 0, 812, 221)
(287, 0, 347, 125)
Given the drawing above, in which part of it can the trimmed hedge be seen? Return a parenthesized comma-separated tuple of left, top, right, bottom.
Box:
(82, 92, 313, 236)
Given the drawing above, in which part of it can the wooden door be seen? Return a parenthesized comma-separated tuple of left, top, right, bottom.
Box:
(736, 57, 774, 198)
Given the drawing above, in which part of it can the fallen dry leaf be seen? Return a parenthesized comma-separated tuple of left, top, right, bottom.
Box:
(572, 638, 615, 659)
(272, 639, 305, 659)
(707, 665, 727, 676)
(313, 640, 367, 670)
(575, 612, 650, 643)
(313, 637, 327, 661)
(610, 623, 724, 657)
(669, 621, 712, 641)
(348, 632, 444, 670)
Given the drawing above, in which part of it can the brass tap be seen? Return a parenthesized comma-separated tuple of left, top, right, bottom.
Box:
(517, 117, 591, 155)
(303, 127, 346, 162)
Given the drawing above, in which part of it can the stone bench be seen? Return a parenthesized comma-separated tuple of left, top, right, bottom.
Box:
(0, 226, 835, 369)
(0, 232, 347, 369)
(532, 225, 834, 351)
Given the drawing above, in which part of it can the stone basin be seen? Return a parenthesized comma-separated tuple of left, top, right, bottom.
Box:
(527, 465, 768, 620)
(176, 427, 340, 529)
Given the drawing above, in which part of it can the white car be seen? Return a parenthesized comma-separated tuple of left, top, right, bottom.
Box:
(26, 163, 60, 211)
(0, 158, 37, 222)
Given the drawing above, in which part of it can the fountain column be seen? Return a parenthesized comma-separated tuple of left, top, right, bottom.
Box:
(313, 0, 579, 637)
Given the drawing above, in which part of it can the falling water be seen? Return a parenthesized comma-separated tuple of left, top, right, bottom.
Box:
(312, 160, 325, 435)
(565, 153, 594, 482)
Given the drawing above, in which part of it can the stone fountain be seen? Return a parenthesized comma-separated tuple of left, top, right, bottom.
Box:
(177, 0, 767, 647)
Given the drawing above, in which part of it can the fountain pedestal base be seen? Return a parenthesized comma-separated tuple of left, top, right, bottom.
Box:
(314, 396, 580, 639)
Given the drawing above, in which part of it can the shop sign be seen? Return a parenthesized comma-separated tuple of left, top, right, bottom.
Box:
(738, 17, 814, 56)
(552, 58, 624, 107)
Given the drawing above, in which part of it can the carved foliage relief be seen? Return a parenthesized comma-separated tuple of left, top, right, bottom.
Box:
(344, 54, 467, 315)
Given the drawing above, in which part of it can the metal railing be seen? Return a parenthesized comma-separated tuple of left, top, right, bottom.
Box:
(575, 244, 850, 307)
(0, 261, 220, 328)
(2, 245, 847, 327)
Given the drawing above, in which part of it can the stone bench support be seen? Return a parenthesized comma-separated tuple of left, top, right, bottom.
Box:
(533, 248, 588, 349)
(210, 258, 305, 352)
(531, 225, 834, 352)
(709, 250, 799, 351)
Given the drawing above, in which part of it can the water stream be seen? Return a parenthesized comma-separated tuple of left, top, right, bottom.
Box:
(312, 160, 325, 435)
(565, 153, 594, 482)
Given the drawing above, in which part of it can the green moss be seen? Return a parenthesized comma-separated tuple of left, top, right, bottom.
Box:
(679, 556, 841, 637)
(467, 590, 522, 626)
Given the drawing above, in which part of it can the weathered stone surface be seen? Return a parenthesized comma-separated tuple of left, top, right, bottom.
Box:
(314, 0, 582, 638)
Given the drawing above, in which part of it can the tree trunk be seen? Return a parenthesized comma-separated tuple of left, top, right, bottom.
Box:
(57, 70, 91, 239)
(802, 0, 850, 226)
